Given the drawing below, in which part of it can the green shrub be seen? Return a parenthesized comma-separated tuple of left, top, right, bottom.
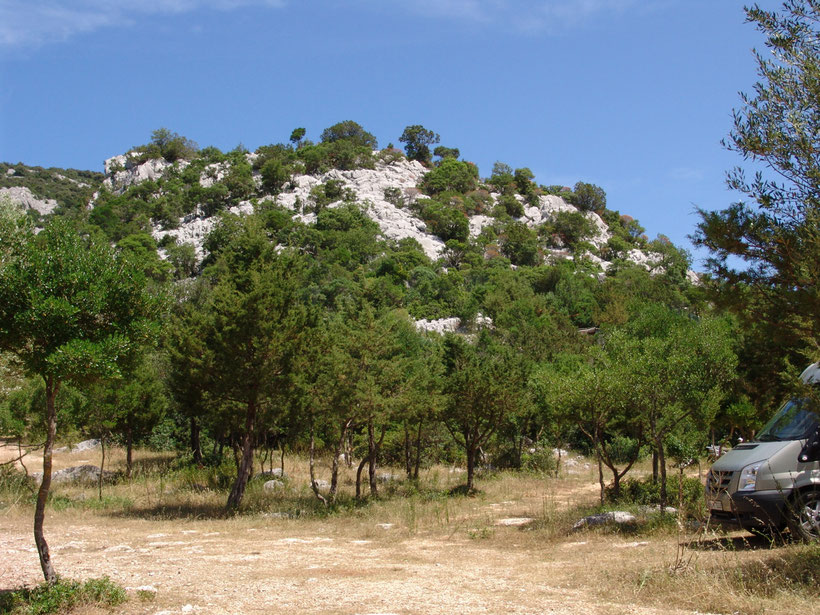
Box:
(0, 577, 126, 615)
(608, 474, 704, 514)
(422, 158, 479, 195)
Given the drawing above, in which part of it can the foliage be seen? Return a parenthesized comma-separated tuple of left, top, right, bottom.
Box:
(134, 128, 199, 162)
(0, 577, 126, 615)
(572, 181, 607, 213)
(399, 125, 440, 165)
(548, 210, 594, 249)
(608, 474, 704, 512)
(693, 0, 820, 366)
(0, 163, 103, 214)
(320, 120, 378, 149)
(422, 158, 479, 195)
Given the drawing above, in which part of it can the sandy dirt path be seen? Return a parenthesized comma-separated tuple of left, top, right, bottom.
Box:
(1, 510, 713, 615)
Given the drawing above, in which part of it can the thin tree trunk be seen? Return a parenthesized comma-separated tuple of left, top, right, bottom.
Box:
(98, 436, 105, 501)
(595, 440, 605, 506)
(369, 423, 386, 497)
(280, 445, 285, 476)
(355, 456, 368, 499)
(404, 422, 412, 478)
(413, 419, 423, 480)
(658, 435, 668, 511)
(309, 422, 328, 506)
(35, 377, 59, 584)
(330, 419, 352, 502)
(226, 401, 257, 511)
(125, 423, 133, 480)
(190, 416, 202, 464)
(466, 440, 476, 492)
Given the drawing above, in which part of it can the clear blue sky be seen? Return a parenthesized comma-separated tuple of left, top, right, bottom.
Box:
(0, 1, 783, 267)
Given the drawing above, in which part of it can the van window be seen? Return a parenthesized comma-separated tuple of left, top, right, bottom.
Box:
(757, 398, 820, 441)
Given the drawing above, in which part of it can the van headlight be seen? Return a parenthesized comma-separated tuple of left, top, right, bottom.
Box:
(738, 462, 761, 491)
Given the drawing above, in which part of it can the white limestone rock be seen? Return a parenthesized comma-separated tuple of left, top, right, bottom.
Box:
(0, 186, 58, 215)
(103, 156, 187, 194)
(573, 511, 637, 530)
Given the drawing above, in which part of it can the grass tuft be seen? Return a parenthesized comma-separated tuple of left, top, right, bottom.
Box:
(0, 577, 126, 615)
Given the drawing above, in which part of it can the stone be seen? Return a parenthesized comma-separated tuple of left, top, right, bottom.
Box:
(31, 465, 116, 484)
(0, 186, 58, 215)
(573, 511, 637, 530)
(495, 517, 535, 527)
(263, 480, 285, 491)
(311, 479, 330, 490)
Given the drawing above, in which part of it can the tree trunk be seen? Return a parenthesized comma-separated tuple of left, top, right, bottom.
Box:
(309, 422, 328, 506)
(658, 435, 668, 511)
(368, 423, 386, 497)
(35, 377, 59, 584)
(466, 441, 476, 491)
(595, 441, 605, 506)
(226, 401, 257, 511)
(355, 456, 368, 500)
(190, 416, 202, 464)
(330, 419, 351, 502)
(125, 423, 133, 480)
(404, 422, 412, 479)
(413, 419, 423, 480)
(98, 436, 105, 501)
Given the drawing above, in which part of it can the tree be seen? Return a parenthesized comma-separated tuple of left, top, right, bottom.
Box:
(289, 127, 306, 146)
(320, 120, 378, 149)
(433, 146, 460, 161)
(572, 181, 606, 213)
(142, 128, 198, 162)
(533, 349, 642, 503)
(610, 310, 737, 508)
(0, 218, 160, 583)
(693, 1, 820, 361)
(196, 216, 314, 511)
(422, 158, 479, 195)
(441, 332, 526, 491)
(399, 125, 440, 165)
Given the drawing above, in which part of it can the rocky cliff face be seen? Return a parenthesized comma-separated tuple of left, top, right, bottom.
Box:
(0, 186, 58, 215)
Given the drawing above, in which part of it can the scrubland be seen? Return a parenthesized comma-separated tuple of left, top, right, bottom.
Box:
(1, 441, 817, 615)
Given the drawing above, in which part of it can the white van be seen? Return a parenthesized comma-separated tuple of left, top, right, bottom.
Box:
(705, 363, 820, 540)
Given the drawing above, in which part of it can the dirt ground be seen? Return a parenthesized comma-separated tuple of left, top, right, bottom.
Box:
(0, 442, 787, 615)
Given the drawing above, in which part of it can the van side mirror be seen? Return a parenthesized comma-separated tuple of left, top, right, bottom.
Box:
(799, 426, 820, 463)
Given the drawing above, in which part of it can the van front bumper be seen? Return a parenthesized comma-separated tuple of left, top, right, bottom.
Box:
(707, 489, 793, 530)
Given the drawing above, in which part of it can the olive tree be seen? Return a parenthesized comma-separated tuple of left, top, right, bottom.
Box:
(0, 218, 161, 583)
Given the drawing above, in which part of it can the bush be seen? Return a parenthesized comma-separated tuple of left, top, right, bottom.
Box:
(608, 474, 704, 514)
(0, 577, 126, 615)
(422, 158, 479, 195)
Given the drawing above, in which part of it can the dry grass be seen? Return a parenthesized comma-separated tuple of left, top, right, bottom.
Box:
(1, 441, 818, 615)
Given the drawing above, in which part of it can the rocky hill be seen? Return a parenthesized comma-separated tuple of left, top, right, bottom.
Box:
(1, 133, 695, 294)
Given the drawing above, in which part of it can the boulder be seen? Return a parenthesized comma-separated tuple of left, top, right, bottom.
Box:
(263, 480, 285, 492)
(573, 511, 637, 530)
(31, 465, 116, 484)
(0, 186, 58, 215)
(311, 479, 330, 490)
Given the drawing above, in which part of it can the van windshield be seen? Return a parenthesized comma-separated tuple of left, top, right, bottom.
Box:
(756, 398, 820, 442)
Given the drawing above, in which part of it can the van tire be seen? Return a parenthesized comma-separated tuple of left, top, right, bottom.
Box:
(788, 488, 820, 542)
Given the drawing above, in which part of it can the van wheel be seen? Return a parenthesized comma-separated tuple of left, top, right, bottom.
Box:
(788, 489, 820, 542)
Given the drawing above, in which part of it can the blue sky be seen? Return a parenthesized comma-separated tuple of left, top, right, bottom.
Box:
(0, 0, 783, 267)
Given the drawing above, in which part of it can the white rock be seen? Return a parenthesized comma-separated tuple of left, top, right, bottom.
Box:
(573, 511, 637, 530)
(496, 517, 535, 527)
(0, 186, 58, 215)
(263, 480, 285, 491)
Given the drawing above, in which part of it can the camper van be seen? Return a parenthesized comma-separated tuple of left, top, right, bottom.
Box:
(705, 363, 820, 540)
